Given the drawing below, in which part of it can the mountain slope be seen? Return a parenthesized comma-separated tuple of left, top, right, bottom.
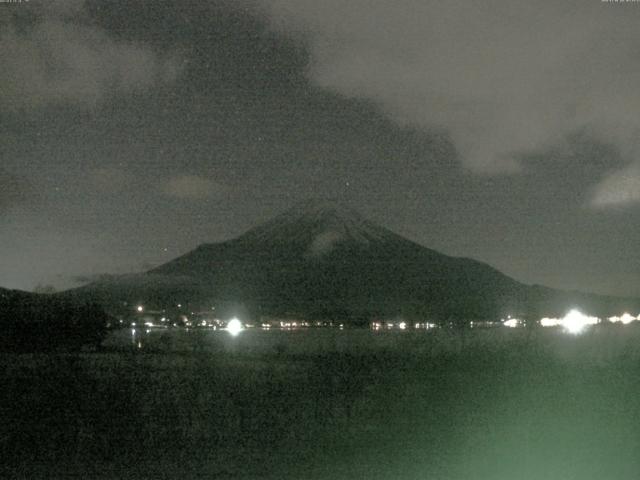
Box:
(71, 200, 640, 323)
(148, 200, 525, 320)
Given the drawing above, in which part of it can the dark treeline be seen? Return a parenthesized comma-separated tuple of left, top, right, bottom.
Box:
(0, 288, 109, 352)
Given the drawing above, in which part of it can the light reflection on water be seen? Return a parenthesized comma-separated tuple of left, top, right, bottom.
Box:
(114, 325, 449, 353)
(106, 323, 640, 361)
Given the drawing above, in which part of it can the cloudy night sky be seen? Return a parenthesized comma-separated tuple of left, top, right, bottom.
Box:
(1, 0, 640, 297)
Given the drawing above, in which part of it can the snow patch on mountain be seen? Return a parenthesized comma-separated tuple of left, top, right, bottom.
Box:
(308, 230, 345, 257)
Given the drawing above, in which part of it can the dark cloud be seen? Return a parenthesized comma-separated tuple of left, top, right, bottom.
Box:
(0, 0, 181, 111)
(261, 0, 640, 205)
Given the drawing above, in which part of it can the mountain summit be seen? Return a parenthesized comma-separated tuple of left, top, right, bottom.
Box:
(239, 199, 391, 249)
(73, 200, 640, 323)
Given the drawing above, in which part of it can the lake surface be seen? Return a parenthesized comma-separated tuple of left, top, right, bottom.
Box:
(3, 325, 640, 479)
(104, 325, 465, 355)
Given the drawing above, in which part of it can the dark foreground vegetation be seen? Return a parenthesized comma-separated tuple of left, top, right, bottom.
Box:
(2, 328, 640, 479)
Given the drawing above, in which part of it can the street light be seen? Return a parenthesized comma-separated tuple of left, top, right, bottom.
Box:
(227, 318, 243, 336)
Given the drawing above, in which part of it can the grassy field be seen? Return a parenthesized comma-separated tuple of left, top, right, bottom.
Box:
(2, 326, 640, 479)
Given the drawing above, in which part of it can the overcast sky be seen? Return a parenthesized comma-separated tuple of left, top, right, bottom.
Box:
(1, 0, 640, 297)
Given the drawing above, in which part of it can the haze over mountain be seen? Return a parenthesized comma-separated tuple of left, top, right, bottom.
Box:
(68, 200, 640, 323)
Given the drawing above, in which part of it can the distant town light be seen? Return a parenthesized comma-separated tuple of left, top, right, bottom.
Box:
(227, 318, 243, 336)
(540, 317, 562, 327)
(503, 318, 519, 328)
(609, 313, 636, 325)
(136, 305, 144, 313)
(562, 309, 599, 334)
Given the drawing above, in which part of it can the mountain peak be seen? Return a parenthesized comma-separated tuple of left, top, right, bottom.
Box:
(240, 199, 389, 249)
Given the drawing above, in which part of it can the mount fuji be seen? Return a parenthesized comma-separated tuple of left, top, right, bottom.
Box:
(67, 200, 640, 323)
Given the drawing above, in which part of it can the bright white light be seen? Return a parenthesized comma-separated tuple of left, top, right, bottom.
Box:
(540, 317, 562, 327)
(609, 313, 636, 325)
(226, 318, 243, 336)
(562, 309, 599, 334)
(503, 319, 519, 328)
(398, 322, 407, 330)
(136, 305, 144, 313)
(540, 311, 599, 333)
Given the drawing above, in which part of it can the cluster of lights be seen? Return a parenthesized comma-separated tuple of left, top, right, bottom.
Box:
(540, 310, 640, 334)
(502, 317, 522, 328)
(129, 301, 640, 337)
(538, 310, 599, 334)
(608, 313, 639, 325)
(558, 310, 600, 334)
(371, 321, 438, 331)
(539, 310, 599, 334)
(502, 310, 640, 334)
(539, 317, 562, 328)
(415, 322, 438, 330)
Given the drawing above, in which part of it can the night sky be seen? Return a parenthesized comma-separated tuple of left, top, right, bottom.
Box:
(1, 0, 640, 297)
